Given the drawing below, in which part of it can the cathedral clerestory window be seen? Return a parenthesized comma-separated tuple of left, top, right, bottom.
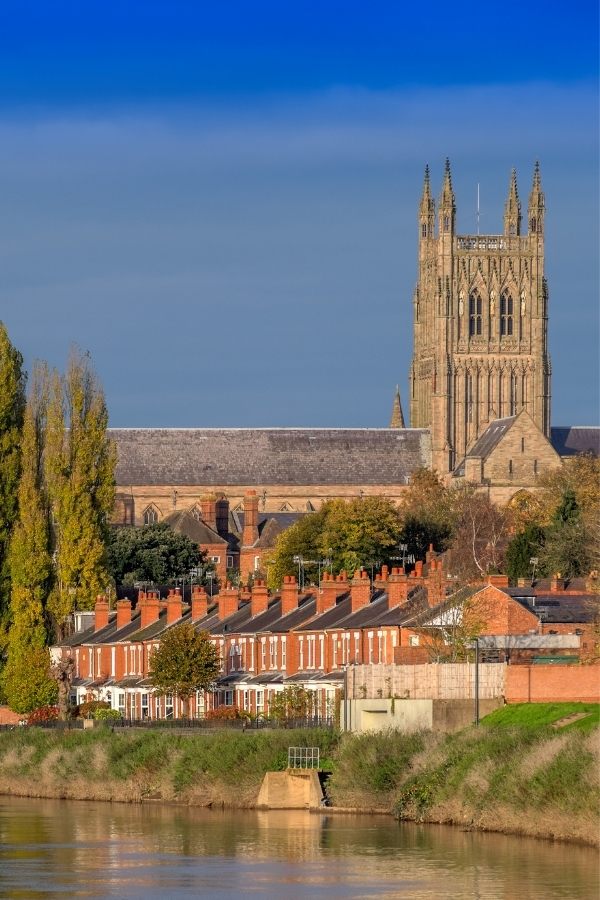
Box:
(500, 291, 513, 336)
(469, 292, 482, 336)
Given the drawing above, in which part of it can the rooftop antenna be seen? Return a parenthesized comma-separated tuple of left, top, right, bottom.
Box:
(477, 183, 480, 235)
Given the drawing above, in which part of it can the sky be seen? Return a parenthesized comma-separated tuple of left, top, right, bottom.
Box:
(0, 1, 598, 427)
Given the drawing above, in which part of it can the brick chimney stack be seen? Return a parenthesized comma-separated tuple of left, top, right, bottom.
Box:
(387, 567, 411, 608)
(242, 490, 259, 547)
(317, 571, 348, 614)
(215, 496, 230, 539)
(350, 570, 371, 612)
(251, 579, 269, 617)
(218, 583, 240, 620)
(374, 565, 389, 592)
(94, 596, 109, 631)
(140, 590, 161, 629)
(200, 494, 217, 530)
(281, 575, 299, 616)
(191, 586, 208, 621)
(167, 588, 183, 625)
(116, 598, 132, 630)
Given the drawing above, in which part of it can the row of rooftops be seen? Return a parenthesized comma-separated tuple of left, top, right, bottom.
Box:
(61, 563, 599, 653)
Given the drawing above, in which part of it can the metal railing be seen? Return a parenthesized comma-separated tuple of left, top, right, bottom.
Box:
(288, 746, 320, 769)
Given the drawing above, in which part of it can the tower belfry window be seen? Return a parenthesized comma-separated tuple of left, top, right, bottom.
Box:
(469, 292, 482, 336)
(500, 291, 513, 336)
(421, 223, 427, 238)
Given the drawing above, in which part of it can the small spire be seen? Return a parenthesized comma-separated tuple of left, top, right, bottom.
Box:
(390, 385, 405, 429)
(528, 160, 545, 223)
(504, 168, 521, 235)
(440, 158, 455, 207)
(422, 164, 431, 195)
(508, 168, 519, 203)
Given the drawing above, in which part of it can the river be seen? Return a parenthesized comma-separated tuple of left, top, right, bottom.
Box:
(0, 798, 597, 898)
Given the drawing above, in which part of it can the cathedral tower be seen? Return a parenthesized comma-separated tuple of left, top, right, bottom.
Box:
(409, 161, 551, 473)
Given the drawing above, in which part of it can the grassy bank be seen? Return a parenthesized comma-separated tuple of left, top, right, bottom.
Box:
(371, 703, 598, 845)
(0, 703, 597, 845)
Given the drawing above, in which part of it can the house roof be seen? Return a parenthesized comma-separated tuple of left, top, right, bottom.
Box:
(550, 426, 600, 458)
(110, 427, 430, 486)
(163, 509, 227, 545)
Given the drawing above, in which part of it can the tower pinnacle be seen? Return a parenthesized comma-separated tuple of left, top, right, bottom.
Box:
(504, 167, 521, 236)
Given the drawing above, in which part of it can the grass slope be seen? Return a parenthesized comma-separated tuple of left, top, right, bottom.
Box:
(0, 704, 597, 844)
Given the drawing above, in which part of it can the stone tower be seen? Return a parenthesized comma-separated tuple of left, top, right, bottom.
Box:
(409, 160, 551, 474)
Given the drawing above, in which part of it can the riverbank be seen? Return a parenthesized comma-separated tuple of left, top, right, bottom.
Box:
(0, 704, 597, 846)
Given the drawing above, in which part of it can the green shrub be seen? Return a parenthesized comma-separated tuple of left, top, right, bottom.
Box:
(93, 708, 122, 721)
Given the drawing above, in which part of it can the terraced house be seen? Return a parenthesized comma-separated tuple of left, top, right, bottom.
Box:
(54, 555, 447, 720)
(53, 555, 597, 720)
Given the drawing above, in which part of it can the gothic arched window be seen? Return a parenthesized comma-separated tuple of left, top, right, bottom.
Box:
(143, 506, 159, 526)
(469, 292, 482, 336)
(500, 291, 513, 336)
(421, 223, 427, 238)
(530, 217, 537, 234)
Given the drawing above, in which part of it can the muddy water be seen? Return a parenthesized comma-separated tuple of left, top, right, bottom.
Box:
(0, 797, 597, 898)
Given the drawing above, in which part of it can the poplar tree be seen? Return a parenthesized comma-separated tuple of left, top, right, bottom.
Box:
(0, 322, 26, 619)
(2, 365, 57, 713)
(46, 350, 116, 633)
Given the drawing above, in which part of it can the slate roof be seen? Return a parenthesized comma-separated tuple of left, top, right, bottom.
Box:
(465, 416, 516, 458)
(550, 426, 600, 458)
(110, 428, 430, 486)
(163, 510, 227, 545)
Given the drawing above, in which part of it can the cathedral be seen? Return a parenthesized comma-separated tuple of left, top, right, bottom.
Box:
(111, 162, 598, 534)
(410, 160, 550, 475)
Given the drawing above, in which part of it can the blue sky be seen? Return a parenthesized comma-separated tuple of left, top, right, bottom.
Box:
(0, 1, 598, 426)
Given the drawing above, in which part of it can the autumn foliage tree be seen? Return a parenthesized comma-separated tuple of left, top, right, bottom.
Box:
(267, 496, 403, 588)
(1, 366, 56, 713)
(45, 351, 116, 632)
(149, 623, 220, 718)
(0, 322, 26, 620)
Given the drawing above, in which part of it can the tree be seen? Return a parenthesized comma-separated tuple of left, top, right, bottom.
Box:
(319, 497, 403, 575)
(45, 351, 116, 631)
(267, 497, 403, 588)
(506, 524, 546, 583)
(397, 516, 452, 566)
(1, 366, 56, 712)
(539, 490, 593, 580)
(537, 455, 600, 529)
(417, 586, 494, 663)
(269, 686, 317, 725)
(0, 322, 26, 619)
(106, 522, 205, 585)
(400, 468, 454, 532)
(149, 623, 220, 717)
(444, 485, 510, 584)
(1, 645, 57, 714)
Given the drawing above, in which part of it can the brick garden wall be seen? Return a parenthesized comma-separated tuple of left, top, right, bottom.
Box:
(505, 665, 600, 703)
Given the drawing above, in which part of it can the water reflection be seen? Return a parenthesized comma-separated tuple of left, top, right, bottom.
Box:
(0, 798, 597, 899)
